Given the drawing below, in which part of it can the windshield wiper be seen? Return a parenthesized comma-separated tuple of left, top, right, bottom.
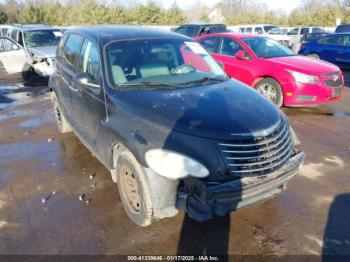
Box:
(178, 76, 227, 86)
(119, 81, 182, 88)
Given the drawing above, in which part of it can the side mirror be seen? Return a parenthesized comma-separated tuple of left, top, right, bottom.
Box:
(235, 50, 250, 60)
(75, 72, 100, 89)
(12, 44, 19, 50)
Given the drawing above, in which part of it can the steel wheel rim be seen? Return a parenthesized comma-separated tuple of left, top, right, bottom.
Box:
(257, 84, 277, 103)
(120, 165, 141, 214)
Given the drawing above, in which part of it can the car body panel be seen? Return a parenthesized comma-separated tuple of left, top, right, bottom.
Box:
(0, 37, 28, 75)
(298, 33, 350, 68)
(196, 33, 344, 106)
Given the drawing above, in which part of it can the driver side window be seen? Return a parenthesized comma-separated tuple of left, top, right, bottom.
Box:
(0, 38, 19, 52)
(218, 37, 243, 56)
(77, 39, 101, 84)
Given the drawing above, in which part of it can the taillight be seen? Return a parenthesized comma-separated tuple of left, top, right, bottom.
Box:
(300, 44, 305, 50)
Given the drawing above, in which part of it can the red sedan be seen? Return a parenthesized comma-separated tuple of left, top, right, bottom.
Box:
(195, 33, 344, 107)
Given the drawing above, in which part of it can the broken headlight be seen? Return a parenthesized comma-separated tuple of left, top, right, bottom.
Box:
(145, 149, 209, 180)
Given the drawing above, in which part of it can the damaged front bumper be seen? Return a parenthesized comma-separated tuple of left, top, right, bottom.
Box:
(177, 150, 304, 221)
(32, 62, 55, 78)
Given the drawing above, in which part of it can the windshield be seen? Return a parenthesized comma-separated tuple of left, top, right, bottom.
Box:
(243, 37, 295, 58)
(106, 38, 227, 89)
(263, 26, 279, 34)
(24, 29, 63, 48)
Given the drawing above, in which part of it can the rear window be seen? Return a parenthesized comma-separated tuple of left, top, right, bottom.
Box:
(62, 34, 83, 71)
(175, 26, 196, 38)
(318, 35, 345, 46)
(335, 25, 350, 33)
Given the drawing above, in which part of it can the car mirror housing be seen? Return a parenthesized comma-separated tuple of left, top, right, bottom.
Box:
(235, 50, 250, 60)
(75, 72, 100, 89)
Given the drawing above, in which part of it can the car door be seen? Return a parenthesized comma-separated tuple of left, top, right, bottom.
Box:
(317, 35, 344, 64)
(58, 33, 84, 129)
(75, 38, 105, 149)
(211, 36, 254, 85)
(0, 37, 27, 75)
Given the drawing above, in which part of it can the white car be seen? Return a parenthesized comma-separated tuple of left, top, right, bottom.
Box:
(6, 24, 62, 78)
(0, 36, 28, 76)
(236, 24, 291, 48)
(287, 26, 325, 52)
(0, 25, 11, 37)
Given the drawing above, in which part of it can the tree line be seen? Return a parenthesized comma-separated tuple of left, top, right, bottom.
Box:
(1, 0, 350, 27)
(0, 0, 188, 25)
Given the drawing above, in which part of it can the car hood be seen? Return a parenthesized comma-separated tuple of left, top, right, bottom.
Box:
(111, 79, 283, 140)
(28, 46, 57, 58)
(268, 55, 340, 75)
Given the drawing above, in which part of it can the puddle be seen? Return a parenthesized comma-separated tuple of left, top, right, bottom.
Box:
(333, 111, 350, 117)
(0, 81, 48, 110)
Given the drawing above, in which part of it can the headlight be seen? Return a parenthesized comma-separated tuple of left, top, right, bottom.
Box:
(287, 70, 319, 84)
(145, 149, 209, 180)
(289, 126, 300, 146)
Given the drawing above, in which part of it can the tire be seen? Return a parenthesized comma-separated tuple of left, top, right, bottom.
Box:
(51, 93, 72, 133)
(115, 151, 153, 226)
(255, 78, 284, 107)
(307, 53, 320, 60)
(23, 66, 39, 83)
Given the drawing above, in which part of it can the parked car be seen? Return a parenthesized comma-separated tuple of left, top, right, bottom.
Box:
(7, 24, 63, 78)
(0, 36, 28, 76)
(287, 26, 325, 52)
(335, 24, 350, 33)
(196, 33, 344, 107)
(50, 25, 304, 226)
(173, 23, 227, 38)
(298, 33, 350, 68)
(237, 24, 291, 47)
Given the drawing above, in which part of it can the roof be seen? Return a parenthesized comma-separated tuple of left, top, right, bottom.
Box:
(12, 24, 59, 31)
(199, 32, 266, 38)
(67, 25, 190, 45)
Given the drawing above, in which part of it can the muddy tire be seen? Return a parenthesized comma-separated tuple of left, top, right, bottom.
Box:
(115, 151, 153, 226)
(255, 78, 283, 107)
(307, 53, 320, 60)
(51, 93, 72, 133)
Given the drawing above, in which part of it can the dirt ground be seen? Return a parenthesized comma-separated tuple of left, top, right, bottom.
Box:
(0, 74, 349, 257)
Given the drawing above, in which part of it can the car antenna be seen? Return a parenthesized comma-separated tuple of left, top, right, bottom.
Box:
(97, 29, 109, 123)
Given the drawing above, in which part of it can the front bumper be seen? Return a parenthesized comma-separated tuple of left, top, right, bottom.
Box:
(177, 150, 304, 221)
(32, 62, 55, 78)
(282, 78, 344, 107)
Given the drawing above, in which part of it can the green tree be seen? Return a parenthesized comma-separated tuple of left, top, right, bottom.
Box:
(0, 10, 8, 24)
(164, 2, 187, 25)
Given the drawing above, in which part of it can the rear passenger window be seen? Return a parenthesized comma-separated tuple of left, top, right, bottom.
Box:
(62, 34, 83, 71)
(77, 39, 101, 84)
(198, 37, 219, 53)
(254, 27, 263, 34)
(246, 27, 252, 33)
(300, 28, 309, 35)
(318, 35, 345, 46)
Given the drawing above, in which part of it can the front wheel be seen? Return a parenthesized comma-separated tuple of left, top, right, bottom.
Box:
(255, 78, 284, 107)
(115, 151, 153, 226)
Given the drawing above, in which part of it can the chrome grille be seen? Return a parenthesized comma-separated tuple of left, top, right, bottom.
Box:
(217, 119, 292, 177)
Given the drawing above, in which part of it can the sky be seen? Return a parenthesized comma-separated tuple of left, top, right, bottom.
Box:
(161, 0, 302, 13)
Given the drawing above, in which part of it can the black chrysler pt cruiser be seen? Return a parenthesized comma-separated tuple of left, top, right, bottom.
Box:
(49, 25, 304, 226)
